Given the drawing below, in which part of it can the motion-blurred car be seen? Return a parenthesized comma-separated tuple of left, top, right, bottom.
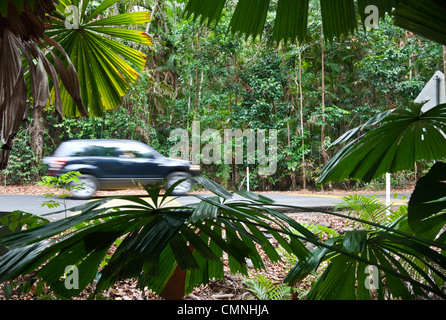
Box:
(43, 139, 200, 199)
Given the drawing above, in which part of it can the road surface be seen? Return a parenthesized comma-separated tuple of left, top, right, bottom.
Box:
(0, 191, 410, 221)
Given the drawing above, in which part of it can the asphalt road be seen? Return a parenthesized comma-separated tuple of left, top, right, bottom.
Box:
(0, 191, 410, 221)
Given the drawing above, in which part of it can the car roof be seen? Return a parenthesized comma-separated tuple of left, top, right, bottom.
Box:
(62, 139, 139, 144)
(60, 139, 153, 148)
(54, 139, 163, 157)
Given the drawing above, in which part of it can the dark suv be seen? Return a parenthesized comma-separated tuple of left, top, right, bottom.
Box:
(43, 139, 200, 199)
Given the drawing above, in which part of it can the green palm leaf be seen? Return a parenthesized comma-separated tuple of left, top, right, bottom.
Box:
(1, 177, 445, 299)
(393, 0, 446, 46)
(335, 194, 393, 229)
(285, 229, 446, 300)
(184, 0, 446, 46)
(45, 0, 152, 116)
(318, 103, 446, 184)
(0, 178, 312, 299)
(407, 162, 446, 241)
(184, 0, 399, 44)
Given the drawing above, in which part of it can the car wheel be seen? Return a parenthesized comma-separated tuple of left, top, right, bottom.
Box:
(166, 172, 193, 195)
(69, 174, 98, 200)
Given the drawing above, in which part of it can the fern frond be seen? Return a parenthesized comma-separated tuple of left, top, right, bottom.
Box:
(244, 274, 291, 300)
(335, 194, 393, 229)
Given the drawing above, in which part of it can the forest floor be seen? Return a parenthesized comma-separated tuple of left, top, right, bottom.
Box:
(0, 183, 414, 300)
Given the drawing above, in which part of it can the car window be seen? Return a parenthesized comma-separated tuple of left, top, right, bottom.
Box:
(73, 145, 119, 157)
(115, 142, 156, 159)
(119, 149, 154, 159)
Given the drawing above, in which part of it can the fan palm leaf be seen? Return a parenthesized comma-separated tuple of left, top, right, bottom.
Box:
(393, 0, 446, 46)
(183, 0, 400, 44)
(284, 228, 446, 299)
(184, 0, 446, 46)
(317, 103, 446, 185)
(407, 161, 446, 242)
(335, 194, 394, 229)
(45, 0, 152, 116)
(0, 178, 314, 299)
(1, 177, 445, 299)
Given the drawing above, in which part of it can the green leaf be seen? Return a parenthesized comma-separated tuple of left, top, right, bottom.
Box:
(0, 1, 9, 17)
(194, 176, 233, 200)
(393, 0, 446, 46)
(318, 103, 446, 184)
(272, 0, 309, 44)
(320, 0, 357, 41)
(184, 0, 226, 26)
(46, 0, 151, 117)
(408, 162, 446, 240)
(83, 0, 120, 24)
(3, 281, 12, 300)
(183, 0, 399, 44)
(342, 230, 368, 254)
(235, 190, 275, 204)
(306, 255, 358, 300)
(228, 0, 270, 41)
(169, 233, 199, 270)
(189, 196, 220, 223)
(86, 11, 151, 27)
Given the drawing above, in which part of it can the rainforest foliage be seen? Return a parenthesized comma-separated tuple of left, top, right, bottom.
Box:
(2, 0, 444, 191)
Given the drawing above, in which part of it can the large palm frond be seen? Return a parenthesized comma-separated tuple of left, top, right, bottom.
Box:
(0, 0, 87, 169)
(393, 0, 446, 46)
(184, 0, 446, 46)
(0, 178, 314, 299)
(285, 228, 446, 299)
(317, 103, 446, 185)
(407, 162, 446, 242)
(45, 0, 152, 116)
(184, 0, 400, 44)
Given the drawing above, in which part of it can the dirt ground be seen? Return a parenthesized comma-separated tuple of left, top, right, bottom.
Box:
(0, 183, 414, 197)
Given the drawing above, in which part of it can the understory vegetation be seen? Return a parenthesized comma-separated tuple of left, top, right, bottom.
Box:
(1, 0, 446, 302)
(0, 176, 445, 300)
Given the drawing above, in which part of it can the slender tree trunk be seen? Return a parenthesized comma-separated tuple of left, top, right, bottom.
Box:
(195, 29, 202, 110)
(320, 28, 329, 165)
(298, 44, 306, 190)
(287, 117, 296, 190)
(443, 46, 446, 88)
(139, 0, 158, 51)
(198, 70, 204, 108)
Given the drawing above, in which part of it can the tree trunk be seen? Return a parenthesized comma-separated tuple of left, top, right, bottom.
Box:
(443, 46, 446, 90)
(159, 240, 197, 300)
(287, 117, 296, 190)
(320, 27, 329, 165)
(31, 106, 44, 162)
(298, 44, 306, 190)
(159, 264, 188, 300)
